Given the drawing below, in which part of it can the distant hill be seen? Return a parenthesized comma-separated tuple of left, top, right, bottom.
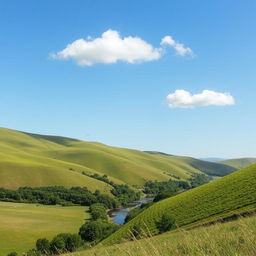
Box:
(219, 158, 256, 169)
(200, 157, 226, 162)
(0, 128, 236, 191)
(103, 163, 256, 245)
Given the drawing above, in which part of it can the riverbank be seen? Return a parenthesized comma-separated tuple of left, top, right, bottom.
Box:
(108, 197, 154, 225)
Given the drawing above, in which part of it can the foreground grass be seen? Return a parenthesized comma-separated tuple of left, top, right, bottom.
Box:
(72, 215, 256, 256)
(0, 202, 89, 256)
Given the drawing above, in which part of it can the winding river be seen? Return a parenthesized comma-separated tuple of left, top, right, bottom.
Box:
(109, 197, 154, 225)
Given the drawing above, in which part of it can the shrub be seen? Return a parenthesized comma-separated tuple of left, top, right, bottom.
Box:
(36, 238, 50, 254)
(7, 252, 18, 256)
(157, 214, 176, 233)
(79, 220, 119, 242)
(89, 203, 108, 220)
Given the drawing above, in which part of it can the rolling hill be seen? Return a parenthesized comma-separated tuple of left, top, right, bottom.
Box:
(102, 163, 256, 245)
(0, 127, 236, 191)
(219, 157, 256, 169)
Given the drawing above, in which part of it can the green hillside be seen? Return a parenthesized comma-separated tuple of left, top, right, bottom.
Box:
(102, 163, 256, 245)
(219, 157, 256, 169)
(0, 128, 236, 190)
(76, 215, 256, 256)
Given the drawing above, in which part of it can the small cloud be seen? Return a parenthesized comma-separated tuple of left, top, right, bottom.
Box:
(166, 89, 235, 109)
(161, 36, 194, 57)
(51, 29, 162, 66)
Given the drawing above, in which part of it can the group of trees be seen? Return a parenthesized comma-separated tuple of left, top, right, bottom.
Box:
(188, 174, 212, 188)
(144, 173, 211, 196)
(7, 233, 83, 256)
(83, 202, 119, 242)
(79, 220, 119, 243)
(89, 203, 108, 220)
(143, 179, 190, 195)
(0, 186, 117, 208)
(83, 173, 140, 205)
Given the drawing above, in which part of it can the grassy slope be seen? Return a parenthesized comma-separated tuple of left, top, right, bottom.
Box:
(0, 202, 89, 256)
(0, 128, 236, 190)
(76, 215, 256, 256)
(219, 157, 256, 169)
(103, 163, 256, 245)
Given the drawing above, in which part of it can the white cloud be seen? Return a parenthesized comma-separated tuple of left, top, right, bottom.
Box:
(166, 89, 235, 109)
(51, 30, 194, 66)
(51, 29, 162, 66)
(161, 36, 194, 57)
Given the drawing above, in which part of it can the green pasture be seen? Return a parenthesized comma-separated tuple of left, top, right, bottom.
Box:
(0, 202, 89, 256)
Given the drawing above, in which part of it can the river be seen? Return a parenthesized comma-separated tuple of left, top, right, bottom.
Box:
(109, 197, 154, 225)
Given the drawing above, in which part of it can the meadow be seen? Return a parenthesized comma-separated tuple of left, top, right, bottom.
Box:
(0, 202, 89, 256)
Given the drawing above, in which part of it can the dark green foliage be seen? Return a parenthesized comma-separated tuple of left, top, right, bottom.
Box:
(0, 186, 117, 208)
(188, 174, 211, 188)
(36, 238, 50, 254)
(111, 184, 140, 205)
(89, 203, 108, 220)
(157, 214, 176, 233)
(50, 235, 66, 254)
(49, 233, 82, 254)
(153, 190, 178, 202)
(79, 220, 119, 242)
(65, 234, 82, 252)
(30, 234, 82, 255)
(7, 252, 18, 256)
(144, 180, 190, 194)
(84, 173, 140, 205)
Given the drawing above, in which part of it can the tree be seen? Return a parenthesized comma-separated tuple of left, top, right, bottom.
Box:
(157, 214, 176, 233)
(65, 234, 82, 252)
(50, 236, 66, 254)
(7, 252, 18, 256)
(79, 220, 119, 242)
(36, 238, 50, 254)
(79, 221, 102, 242)
(89, 203, 107, 220)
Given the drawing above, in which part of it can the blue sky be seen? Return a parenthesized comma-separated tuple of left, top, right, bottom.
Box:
(0, 0, 255, 158)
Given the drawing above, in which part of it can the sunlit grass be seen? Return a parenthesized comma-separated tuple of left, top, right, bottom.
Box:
(0, 202, 89, 256)
(72, 214, 256, 256)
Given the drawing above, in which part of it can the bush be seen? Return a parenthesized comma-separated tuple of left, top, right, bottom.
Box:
(79, 220, 119, 242)
(7, 252, 18, 256)
(50, 236, 66, 254)
(36, 238, 50, 254)
(49, 233, 82, 254)
(157, 214, 176, 233)
(153, 190, 178, 202)
(89, 203, 108, 220)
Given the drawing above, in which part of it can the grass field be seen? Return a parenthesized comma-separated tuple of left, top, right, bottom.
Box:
(0, 202, 89, 256)
(219, 157, 256, 169)
(102, 163, 256, 245)
(74, 215, 256, 256)
(0, 128, 236, 190)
